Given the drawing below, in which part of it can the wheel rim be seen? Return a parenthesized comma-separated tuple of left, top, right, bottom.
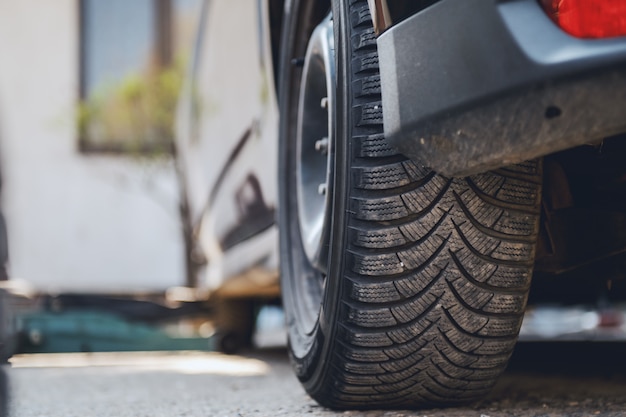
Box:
(296, 14, 335, 275)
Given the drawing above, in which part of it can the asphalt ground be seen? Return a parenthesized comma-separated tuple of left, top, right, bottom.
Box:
(3, 343, 626, 417)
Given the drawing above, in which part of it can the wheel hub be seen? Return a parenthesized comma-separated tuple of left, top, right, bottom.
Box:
(296, 14, 335, 273)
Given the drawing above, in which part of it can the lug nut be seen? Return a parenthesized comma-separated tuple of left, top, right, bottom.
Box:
(315, 137, 329, 154)
(318, 183, 327, 195)
(291, 57, 305, 67)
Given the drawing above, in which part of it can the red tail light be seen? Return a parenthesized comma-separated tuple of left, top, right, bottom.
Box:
(540, 0, 626, 39)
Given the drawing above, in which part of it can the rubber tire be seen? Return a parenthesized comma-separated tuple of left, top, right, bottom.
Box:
(0, 365, 6, 417)
(278, 0, 542, 409)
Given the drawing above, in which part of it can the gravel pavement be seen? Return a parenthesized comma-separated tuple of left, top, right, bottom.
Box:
(3, 343, 626, 417)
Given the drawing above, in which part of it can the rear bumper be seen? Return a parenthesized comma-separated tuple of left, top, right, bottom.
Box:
(377, 0, 626, 177)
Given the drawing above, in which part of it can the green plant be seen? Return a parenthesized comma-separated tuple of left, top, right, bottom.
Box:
(78, 60, 185, 156)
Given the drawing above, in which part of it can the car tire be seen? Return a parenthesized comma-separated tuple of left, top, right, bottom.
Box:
(278, 0, 543, 409)
(0, 365, 7, 417)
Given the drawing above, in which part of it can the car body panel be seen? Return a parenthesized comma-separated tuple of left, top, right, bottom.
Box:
(175, 0, 280, 293)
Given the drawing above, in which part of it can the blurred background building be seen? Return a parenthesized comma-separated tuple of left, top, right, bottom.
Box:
(0, 0, 201, 294)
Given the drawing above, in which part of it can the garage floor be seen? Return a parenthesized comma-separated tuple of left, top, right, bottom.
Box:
(4, 343, 626, 417)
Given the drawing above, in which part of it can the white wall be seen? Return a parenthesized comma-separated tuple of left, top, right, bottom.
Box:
(0, 0, 185, 293)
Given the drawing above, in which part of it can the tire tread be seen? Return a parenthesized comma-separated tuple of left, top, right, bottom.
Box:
(319, 0, 542, 408)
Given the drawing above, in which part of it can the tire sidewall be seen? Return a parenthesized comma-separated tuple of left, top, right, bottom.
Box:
(278, 0, 353, 393)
